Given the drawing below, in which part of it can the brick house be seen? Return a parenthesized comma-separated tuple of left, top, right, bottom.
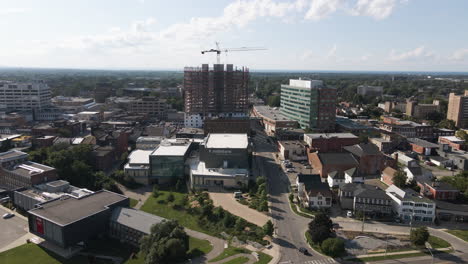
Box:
(417, 178, 459, 201)
(344, 143, 386, 175)
(308, 152, 359, 178)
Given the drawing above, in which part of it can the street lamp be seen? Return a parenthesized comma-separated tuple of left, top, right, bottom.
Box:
(425, 242, 434, 264)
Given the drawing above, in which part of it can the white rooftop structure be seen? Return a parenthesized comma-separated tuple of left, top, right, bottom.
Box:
(288, 79, 323, 89)
(127, 150, 152, 165)
(190, 160, 248, 177)
(205, 133, 248, 149)
(151, 140, 191, 156)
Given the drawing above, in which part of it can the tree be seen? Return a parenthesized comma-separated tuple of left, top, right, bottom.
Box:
(410, 226, 429, 246)
(438, 119, 456, 130)
(321, 238, 345, 257)
(393, 169, 408, 188)
(263, 220, 274, 237)
(309, 225, 332, 244)
(456, 130, 468, 142)
(139, 220, 189, 264)
(234, 218, 247, 231)
(267, 95, 280, 107)
(309, 212, 333, 231)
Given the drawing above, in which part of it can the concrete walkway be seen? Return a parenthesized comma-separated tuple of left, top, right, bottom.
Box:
(209, 191, 269, 227)
(184, 228, 227, 264)
(343, 247, 452, 260)
(116, 183, 152, 209)
(211, 253, 257, 264)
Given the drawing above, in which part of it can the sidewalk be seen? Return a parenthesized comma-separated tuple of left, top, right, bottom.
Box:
(343, 247, 452, 260)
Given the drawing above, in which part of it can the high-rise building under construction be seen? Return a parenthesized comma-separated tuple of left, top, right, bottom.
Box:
(184, 64, 249, 128)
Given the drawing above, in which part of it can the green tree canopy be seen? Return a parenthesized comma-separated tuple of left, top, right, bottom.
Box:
(321, 238, 345, 257)
(139, 220, 189, 264)
(410, 227, 429, 246)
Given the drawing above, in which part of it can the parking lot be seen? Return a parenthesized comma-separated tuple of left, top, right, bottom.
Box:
(0, 207, 29, 250)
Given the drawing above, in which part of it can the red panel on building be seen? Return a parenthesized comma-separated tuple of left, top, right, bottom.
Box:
(36, 217, 44, 234)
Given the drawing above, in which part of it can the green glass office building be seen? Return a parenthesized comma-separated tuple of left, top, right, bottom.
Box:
(280, 79, 336, 131)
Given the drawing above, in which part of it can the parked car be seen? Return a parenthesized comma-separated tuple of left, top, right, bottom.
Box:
(304, 165, 311, 169)
(2, 213, 14, 219)
(233, 192, 242, 199)
(347, 211, 353, 218)
(298, 247, 310, 255)
(286, 169, 296, 173)
(425, 161, 435, 166)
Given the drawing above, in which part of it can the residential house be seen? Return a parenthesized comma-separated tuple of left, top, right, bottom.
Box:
(386, 184, 436, 223)
(344, 167, 364, 184)
(339, 183, 393, 218)
(417, 178, 459, 201)
(344, 143, 386, 175)
(327, 171, 345, 188)
(297, 174, 332, 209)
(404, 165, 432, 182)
(407, 138, 439, 156)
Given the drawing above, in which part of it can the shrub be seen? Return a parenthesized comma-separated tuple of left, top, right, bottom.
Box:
(410, 227, 430, 246)
(321, 238, 345, 257)
(167, 193, 175, 202)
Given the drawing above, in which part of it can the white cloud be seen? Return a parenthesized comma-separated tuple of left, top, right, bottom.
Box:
(0, 8, 27, 14)
(450, 48, 468, 61)
(388, 46, 434, 61)
(300, 49, 315, 60)
(305, 0, 343, 21)
(350, 0, 397, 20)
(327, 44, 338, 58)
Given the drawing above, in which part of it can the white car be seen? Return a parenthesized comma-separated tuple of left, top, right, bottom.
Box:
(2, 213, 14, 219)
(346, 211, 353, 218)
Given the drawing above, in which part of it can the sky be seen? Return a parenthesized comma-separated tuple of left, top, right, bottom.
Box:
(1, 0, 468, 72)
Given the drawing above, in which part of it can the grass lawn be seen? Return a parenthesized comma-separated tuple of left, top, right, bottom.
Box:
(223, 256, 250, 264)
(141, 191, 215, 235)
(428, 235, 451, 248)
(289, 198, 313, 219)
(209, 247, 251, 262)
(188, 237, 213, 258)
(447, 229, 468, 242)
(254, 252, 273, 264)
(129, 198, 138, 208)
(0, 243, 112, 264)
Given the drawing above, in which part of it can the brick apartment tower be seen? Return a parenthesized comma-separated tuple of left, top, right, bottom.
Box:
(447, 90, 468, 129)
(184, 64, 249, 128)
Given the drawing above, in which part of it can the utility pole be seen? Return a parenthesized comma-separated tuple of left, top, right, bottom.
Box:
(361, 204, 366, 233)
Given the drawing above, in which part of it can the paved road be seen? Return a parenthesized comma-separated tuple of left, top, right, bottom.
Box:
(184, 228, 226, 264)
(251, 121, 336, 264)
(0, 207, 29, 251)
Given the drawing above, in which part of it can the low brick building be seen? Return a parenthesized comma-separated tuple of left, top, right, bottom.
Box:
(417, 178, 459, 201)
(304, 133, 359, 152)
(309, 152, 359, 178)
(439, 136, 466, 151)
(344, 143, 386, 175)
(407, 138, 439, 156)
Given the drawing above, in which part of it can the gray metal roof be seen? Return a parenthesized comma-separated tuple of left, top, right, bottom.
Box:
(110, 207, 165, 234)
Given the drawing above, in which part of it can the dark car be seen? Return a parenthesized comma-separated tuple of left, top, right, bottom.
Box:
(298, 247, 310, 255)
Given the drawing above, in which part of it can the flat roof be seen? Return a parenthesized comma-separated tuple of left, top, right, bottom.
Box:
(128, 149, 152, 164)
(6, 161, 55, 178)
(305, 133, 358, 139)
(205, 133, 248, 149)
(0, 150, 28, 161)
(408, 138, 439, 148)
(152, 144, 190, 156)
(110, 207, 165, 234)
(29, 190, 128, 226)
(253, 105, 295, 122)
(190, 160, 248, 177)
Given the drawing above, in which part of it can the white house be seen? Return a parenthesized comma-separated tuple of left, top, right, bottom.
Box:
(297, 174, 332, 209)
(404, 165, 432, 182)
(344, 167, 364, 184)
(327, 171, 345, 188)
(394, 152, 418, 167)
(385, 184, 435, 223)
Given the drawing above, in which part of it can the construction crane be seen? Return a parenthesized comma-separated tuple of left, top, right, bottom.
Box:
(201, 42, 266, 64)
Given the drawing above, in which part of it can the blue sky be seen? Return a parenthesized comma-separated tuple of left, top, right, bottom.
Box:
(1, 0, 468, 71)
